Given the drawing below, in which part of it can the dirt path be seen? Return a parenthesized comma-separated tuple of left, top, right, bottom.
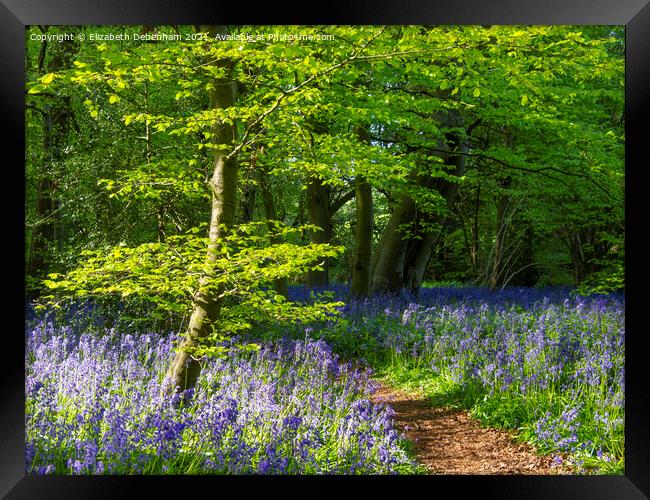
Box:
(371, 383, 570, 475)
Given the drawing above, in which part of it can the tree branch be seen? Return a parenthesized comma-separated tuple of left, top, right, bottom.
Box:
(329, 189, 356, 214)
(421, 146, 618, 202)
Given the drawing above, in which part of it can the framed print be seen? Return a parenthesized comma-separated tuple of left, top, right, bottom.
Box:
(4, 0, 648, 498)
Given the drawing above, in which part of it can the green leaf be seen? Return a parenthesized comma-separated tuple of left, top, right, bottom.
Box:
(28, 84, 46, 95)
(40, 73, 56, 85)
(521, 94, 529, 106)
(108, 94, 120, 104)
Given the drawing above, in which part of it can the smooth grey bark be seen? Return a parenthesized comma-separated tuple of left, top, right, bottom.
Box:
(370, 195, 417, 294)
(166, 25, 239, 394)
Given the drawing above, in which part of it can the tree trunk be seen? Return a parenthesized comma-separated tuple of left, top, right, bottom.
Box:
(351, 175, 373, 297)
(351, 127, 373, 297)
(506, 220, 537, 287)
(489, 193, 509, 288)
(488, 132, 515, 289)
(371, 196, 416, 294)
(403, 233, 440, 294)
(306, 176, 331, 287)
(165, 25, 239, 394)
(403, 139, 467, 293)
(371, 110, 467, 295)
(258, 158, 289, 298)
(566, 227, 599, 285)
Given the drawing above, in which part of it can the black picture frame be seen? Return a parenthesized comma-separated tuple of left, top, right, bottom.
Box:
(4, 1, 648, 498)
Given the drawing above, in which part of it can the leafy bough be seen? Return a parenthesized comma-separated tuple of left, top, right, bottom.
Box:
(39, 221, 345, 358)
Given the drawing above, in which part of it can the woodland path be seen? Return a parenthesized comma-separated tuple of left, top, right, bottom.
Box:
(371, 383, 570, 475)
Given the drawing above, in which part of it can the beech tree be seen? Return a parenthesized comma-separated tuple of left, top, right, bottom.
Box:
(28, 24, 624, 394)
(165, 25, 240, 392)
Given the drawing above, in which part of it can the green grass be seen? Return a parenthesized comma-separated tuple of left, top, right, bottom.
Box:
(306, 297, 625, 475)
(370, 351, 623, 475)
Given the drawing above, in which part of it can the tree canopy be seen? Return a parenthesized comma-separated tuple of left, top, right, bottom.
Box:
(26, 25, 624, 370)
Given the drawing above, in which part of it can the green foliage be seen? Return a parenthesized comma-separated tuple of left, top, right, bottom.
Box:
(24, 25, 626, 477)
(25, 24, 624, 300)
(576, 234, 624, 295)
(313, 294, 625, 474)
(421, 279, 464, 288)
(40, 222, 345, 343)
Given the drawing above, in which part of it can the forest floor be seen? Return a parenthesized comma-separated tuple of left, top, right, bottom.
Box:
(371, 383, 572, 475)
